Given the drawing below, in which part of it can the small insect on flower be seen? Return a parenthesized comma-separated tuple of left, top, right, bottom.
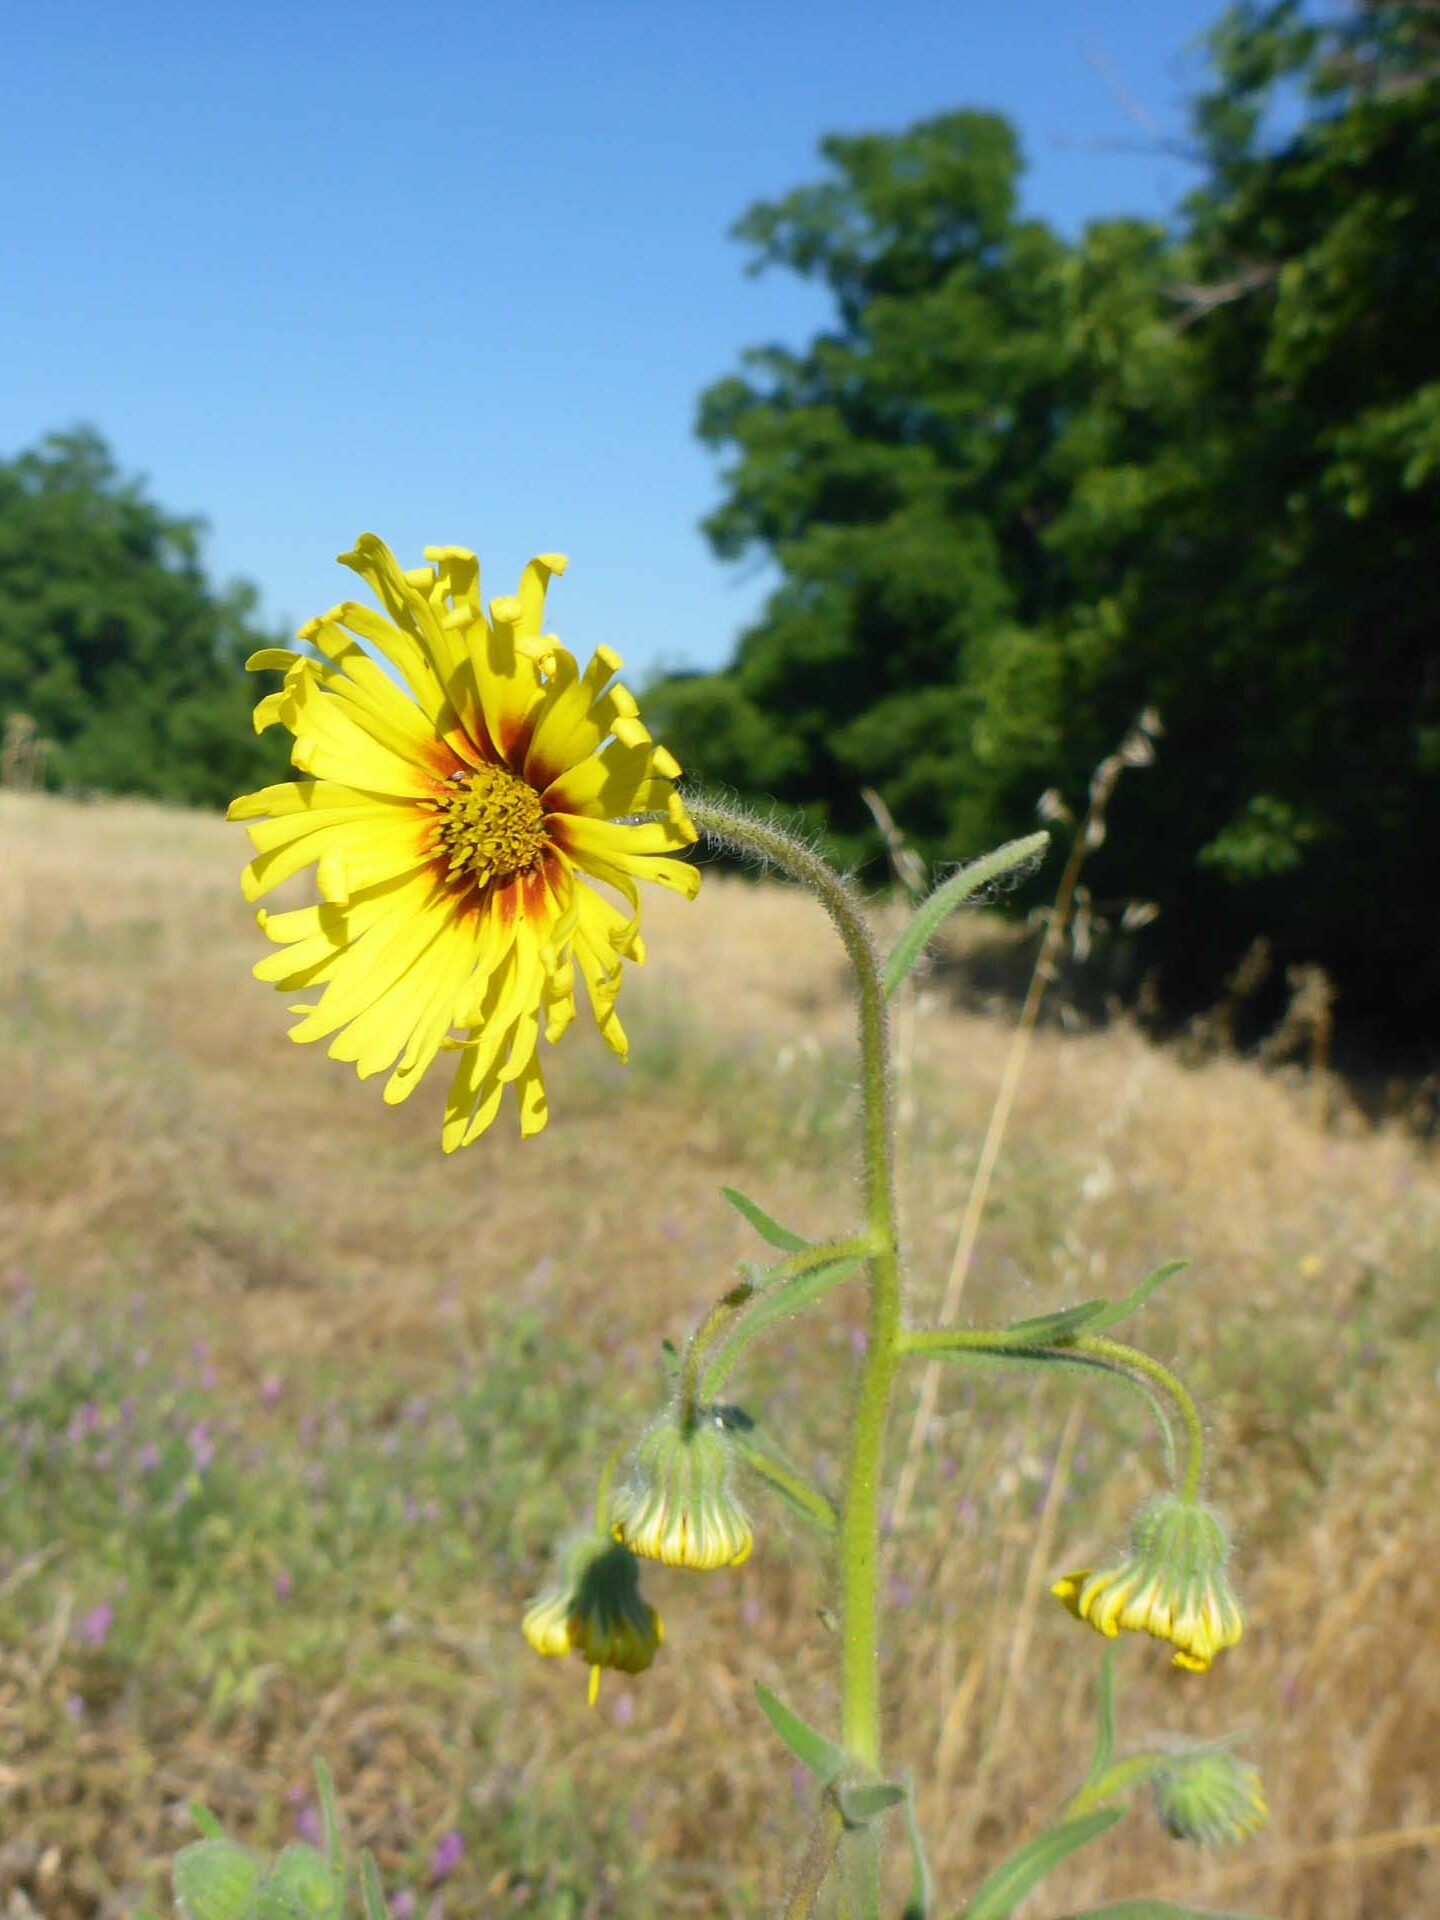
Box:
(611, 1417, 753, 1570)
(229, 537, 699, 1149)
(523, 1537, 664, 1705)
(1052, 1494, 1244, 1672)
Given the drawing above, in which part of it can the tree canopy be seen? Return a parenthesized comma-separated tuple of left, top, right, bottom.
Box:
(650, 0, 1440, 1035)
(0, 428, 288, 807)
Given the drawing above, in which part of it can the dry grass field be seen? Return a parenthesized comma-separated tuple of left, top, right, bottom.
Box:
(1, 788, 1438, 1918)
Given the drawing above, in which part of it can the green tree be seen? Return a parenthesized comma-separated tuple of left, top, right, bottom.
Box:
(0, 427, 289, 806)
(657, 1, 1440, 1037)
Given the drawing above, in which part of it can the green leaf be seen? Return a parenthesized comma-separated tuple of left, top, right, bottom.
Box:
(188, 1804, 226, 1841)
(1080, 1262, 1190, 1336)
(703, 1255, 863, 1396)
(266, 1845, 341, 1918)
(901, 1778, 934, 1920)
(882, 833, 1049, 999)
(719, 1185, 811, 1252)
(925, 1346, 1177, 1481)
(358, 1854, 388, 1920)
(1085, 1651, 1117, 1786)
(313, 1757, 343, 1881)
(837, 1781, 907, 1825)
(172, 1840, 261, 1920)
(958, 1808, 1126, 1920)
(754, 1681, 847, 1782)
(1001, 1301, 1111, 1344)
(1054, 1904, 1272, 1919)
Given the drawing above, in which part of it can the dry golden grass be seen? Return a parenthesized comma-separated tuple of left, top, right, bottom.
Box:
(1, 789, 1438, 1917)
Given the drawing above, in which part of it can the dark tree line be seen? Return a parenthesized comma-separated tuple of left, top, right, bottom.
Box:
(0, 428, 288, 809)
(649, 1, 1440, 1038)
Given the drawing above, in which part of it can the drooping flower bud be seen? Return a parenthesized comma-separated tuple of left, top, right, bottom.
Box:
(1052, 1495, 1244, 1672)
(610, 1417, 753, 1570)
(1152, 1746, 1268, 1846)
(522, 1536, 664, 1704)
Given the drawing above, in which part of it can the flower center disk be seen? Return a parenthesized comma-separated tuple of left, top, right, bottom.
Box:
(436, 765, 549, 885)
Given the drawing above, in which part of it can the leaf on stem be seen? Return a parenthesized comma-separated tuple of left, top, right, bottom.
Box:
(957, 1807, 1126, 1920)
(1085, 1650, 1117, 1786)
(720, 1185, 811, 1253)
(901, 1777, 935, 1920)
(1079, 1262, 1190, 1336)
(881, 832, 1050, 1000)
(1000, 1301, 1111, 1343)
(837, 1780, 907, 1825)
(358, 1854, 389, 1920)
(313, 1756, 343, 1881)
(1052, 1904, 1271, 1919)
(755, 1682, 847, 1783)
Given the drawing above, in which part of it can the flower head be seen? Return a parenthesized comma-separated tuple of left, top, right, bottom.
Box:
(1052, 1495, 1243, 1672)
(611, 1417, 753, 1570)
(522, 1537, 663, 1704)
(229, 536, 698, 1149)
(1152, 1747, 1269, 1846)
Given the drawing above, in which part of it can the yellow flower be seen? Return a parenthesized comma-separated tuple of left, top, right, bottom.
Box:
(611, 1418, 753, 1570)
(228, 535, 698, 1149)
(1053, 1496, 1243, 1672)
(523, 1538, 664, 1706)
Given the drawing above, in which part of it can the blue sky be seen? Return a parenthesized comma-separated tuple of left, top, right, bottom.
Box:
(3, 0, 1225, 679)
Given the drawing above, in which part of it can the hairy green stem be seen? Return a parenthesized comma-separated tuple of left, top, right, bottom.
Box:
(681, 1281, 756, 1428)
(783, 1798, 847, 1920)
(1062, 1752, 1166, 1822)
(699, 1236, 873, 1400)
(1070, 1335, 1205, 1500)
(691, 799, 902, 1882)
(899, 1325, 1202, 1496)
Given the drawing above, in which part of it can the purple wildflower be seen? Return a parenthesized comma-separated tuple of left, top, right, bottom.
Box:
(428, 1831, 464, 1882)
(80, 1603, 113, 1647)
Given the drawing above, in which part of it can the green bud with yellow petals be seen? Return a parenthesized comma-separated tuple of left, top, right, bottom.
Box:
(1052, 1494, 1243, 1672)
(1152, 1746, 1269, 1846)
(611, 1416, 754, 1570)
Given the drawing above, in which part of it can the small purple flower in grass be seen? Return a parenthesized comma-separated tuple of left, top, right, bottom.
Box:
(428, 1831, 464, 1882)
(136, 1441, 161, 1473)
(80, 1603, 113, 1648)
(187, 1422, 215, 1471)
(274, 1567, 293, 1600)
(260, 1371, 283, 1407)
(65, 1693, 85, 1720)
(292, 1798, 321, 1845)
(390, 1895, 417, 1920)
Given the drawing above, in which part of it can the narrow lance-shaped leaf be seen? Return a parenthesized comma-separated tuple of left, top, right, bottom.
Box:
(754, 1681, 847, 1783)
(358, 1854, 389, 1920)
(997, 1301, 1111, 1344)
(882, 832, 1049, 1000)
(719, 1184, 811, 1253)
(1085, 1650, 1117, 1786)
(958, 1807, 1126, 1920)
(1053, 1904, 1272, 1919)
(902, 1779, 934, 1920)
(1079, 1261, 1190, 1336)
(313, 1756, 343, 1882)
